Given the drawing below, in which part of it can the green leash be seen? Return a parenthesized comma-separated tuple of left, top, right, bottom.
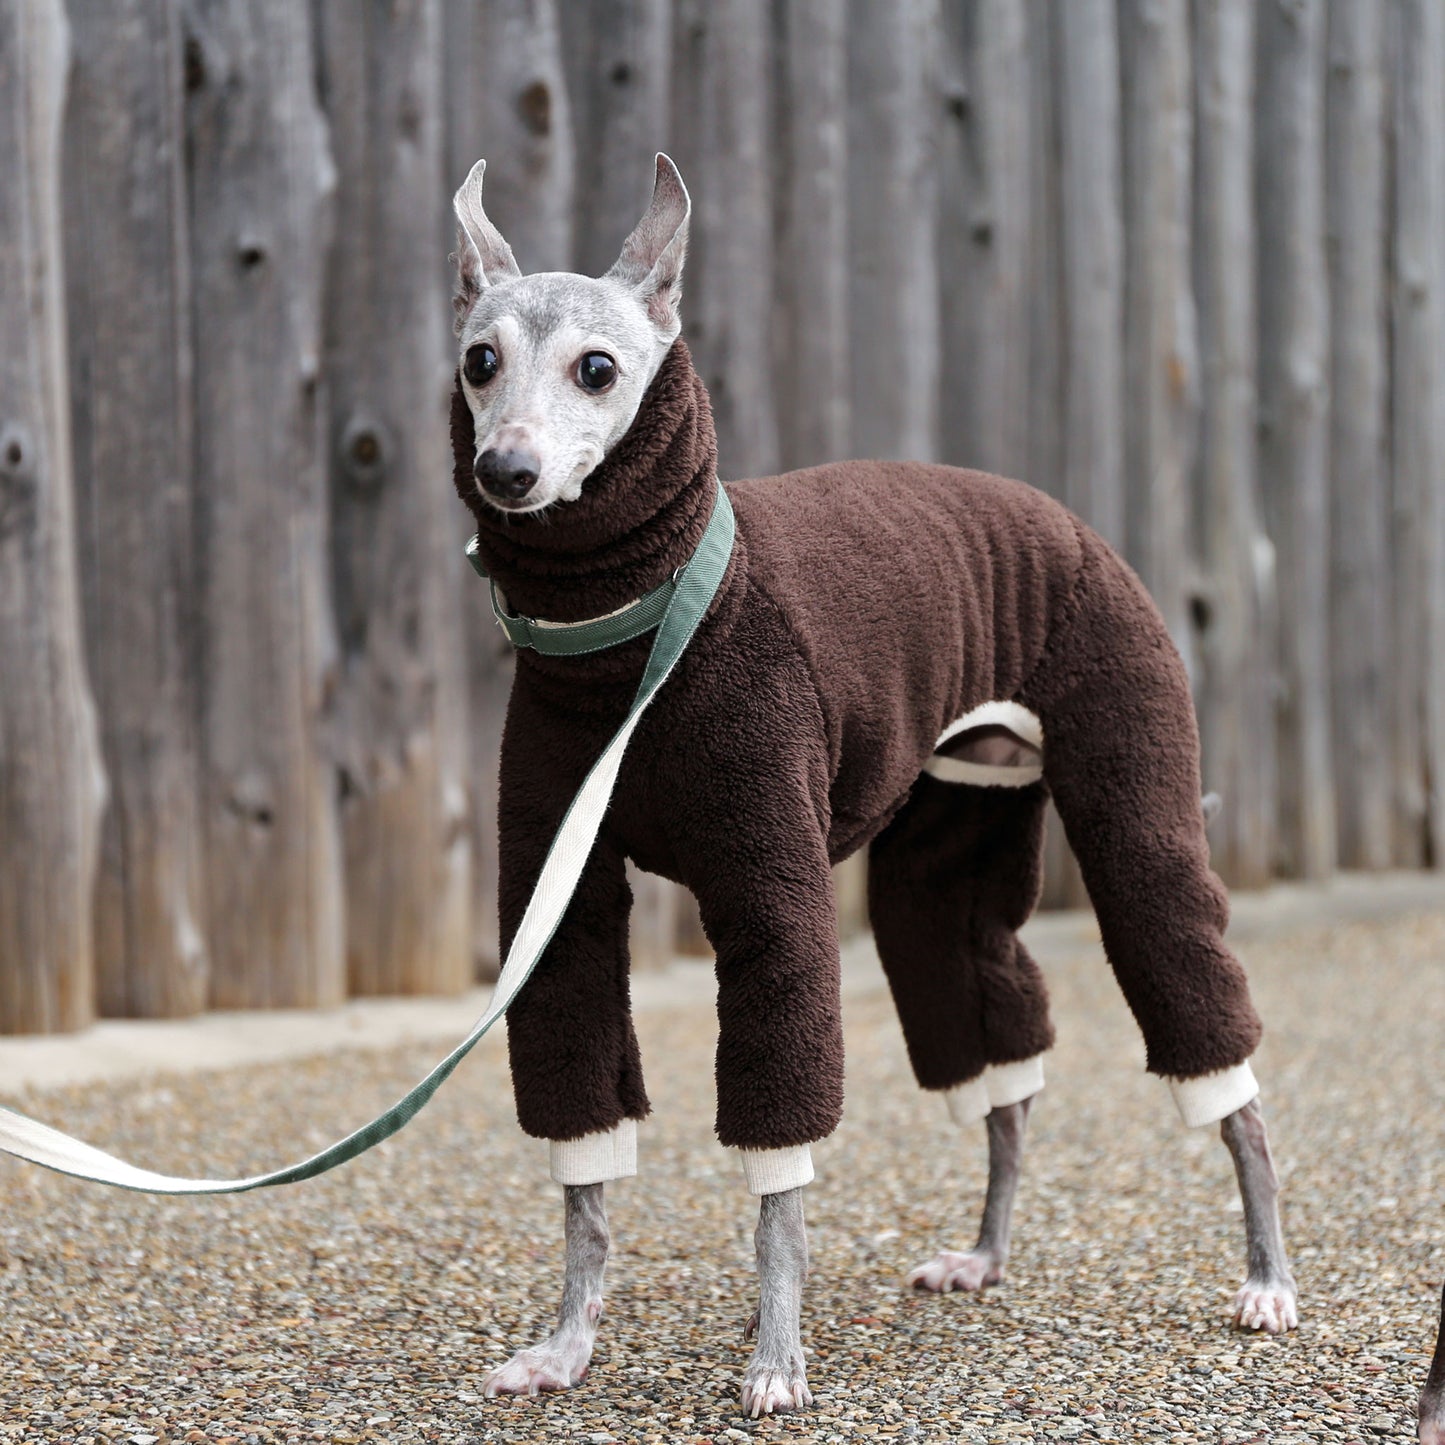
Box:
(0, 485, 735, 1195)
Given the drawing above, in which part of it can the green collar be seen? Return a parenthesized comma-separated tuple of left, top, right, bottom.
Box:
(465, 483, 733, 655)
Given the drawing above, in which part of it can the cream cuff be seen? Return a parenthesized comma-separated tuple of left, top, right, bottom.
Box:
(923, 755, 1044, 787)
(549, 1118, 638, 1185)
(1169, 1061, 1259, 1128)
(739, 1144, 815, 1196)
(944, 1053, 1047, 1125)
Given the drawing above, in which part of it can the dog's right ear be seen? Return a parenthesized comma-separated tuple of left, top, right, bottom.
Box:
(606, 153, 691, 335)
(452, 159, 521, 324)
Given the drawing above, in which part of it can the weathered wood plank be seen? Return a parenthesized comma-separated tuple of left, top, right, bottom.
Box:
(318, 0, 473, 996)
(1056, 0, 1126, 551)
(184, 0, 346, 1007)
(776, 0, 850, 470)
(1026, 0, 1064, 501)
(1256, 0, 1336, 879)
(1324, 0, 1392, 869)
(1120, 0, 1198, 670)
(62, 0, 209, 1016)
(0, 0, 107, 1033)
(938, 0, 1022, 472)
(1192, 0, 1276, 888)
(847, 0, 939, 464)
(1391, 0, 1445, 867)
(444, 0, 574, 273)
(671, 0, 779, 478)
(565, 0, 671, 279)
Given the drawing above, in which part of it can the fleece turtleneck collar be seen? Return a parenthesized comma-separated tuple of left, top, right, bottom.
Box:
(451, 340, 720, 624)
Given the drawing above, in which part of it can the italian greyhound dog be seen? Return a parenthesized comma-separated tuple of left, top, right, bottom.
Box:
(449, 154, 1297, 1418)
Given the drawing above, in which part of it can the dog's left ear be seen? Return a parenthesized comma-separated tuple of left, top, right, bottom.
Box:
(607, 153, 690, 335)
(452, 159, 521, 326)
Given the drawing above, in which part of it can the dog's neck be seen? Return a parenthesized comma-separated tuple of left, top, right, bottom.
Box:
(453, 341, 719, 624)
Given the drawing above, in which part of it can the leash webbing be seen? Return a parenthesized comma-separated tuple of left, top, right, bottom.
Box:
(0, 486, 735, 1196)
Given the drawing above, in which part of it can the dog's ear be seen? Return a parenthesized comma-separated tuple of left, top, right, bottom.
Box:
(606, 153, 690, 333)
(452, 159, 521, 322)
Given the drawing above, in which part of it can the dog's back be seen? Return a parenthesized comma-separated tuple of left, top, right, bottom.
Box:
(728, 460, 1084, 852)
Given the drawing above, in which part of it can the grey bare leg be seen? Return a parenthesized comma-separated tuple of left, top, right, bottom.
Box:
(910, 1097, 1032, 1291)
(1221, 1097, 1298, 1332)
(483, 1183, 610, 1396)
(1419, 1285, 1445, 1443)
(740, 1187, 813, 1417)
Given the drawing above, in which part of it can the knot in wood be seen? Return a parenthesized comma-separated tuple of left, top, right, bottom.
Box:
(0, 426, 27, 473)
(236, 236, 268, 271)
(0, 425, 37, 541)
(340, 414, 391, 494)
(183, 34, 207, 92)
(1189, 590, 1214, 634)
(517, 80, 553, 137)
(225, 770, 275, 829)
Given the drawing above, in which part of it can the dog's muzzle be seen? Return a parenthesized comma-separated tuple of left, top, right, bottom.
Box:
(475, 447, 541, 501)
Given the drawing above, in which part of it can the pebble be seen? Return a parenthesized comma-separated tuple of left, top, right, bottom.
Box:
(2, 909, 1443, 1441)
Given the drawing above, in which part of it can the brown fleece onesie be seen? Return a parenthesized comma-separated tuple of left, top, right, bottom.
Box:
(453, 342, 1262, 1162)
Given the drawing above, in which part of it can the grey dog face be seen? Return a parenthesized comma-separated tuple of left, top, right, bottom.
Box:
(452, 156, 691, 515)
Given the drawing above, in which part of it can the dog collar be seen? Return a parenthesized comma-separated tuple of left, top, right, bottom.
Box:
(465, 483, 734, 656)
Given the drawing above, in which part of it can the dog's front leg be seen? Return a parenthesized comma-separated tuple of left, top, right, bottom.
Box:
(667, 724, 841, 1415)
(483, 1183, 609, 1396)
(1221, 1097, 1298, 1332)
(910, 1096, 1033, 1292)
(741, 1187, 813, 1418)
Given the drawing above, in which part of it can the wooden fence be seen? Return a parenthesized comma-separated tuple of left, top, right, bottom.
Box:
(2, 0, 1443, 1033)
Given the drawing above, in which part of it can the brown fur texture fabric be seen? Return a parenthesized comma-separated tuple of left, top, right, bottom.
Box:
(451, 341, 1262, 1150)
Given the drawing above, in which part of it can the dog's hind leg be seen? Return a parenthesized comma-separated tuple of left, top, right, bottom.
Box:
(1021, 531, 1295, 1330)
(907, 1097, 1032, 1292)
(482, 1183, 609, 1396)
(868, 739, 1053, 1294)
(740, 1187, 813, 1417)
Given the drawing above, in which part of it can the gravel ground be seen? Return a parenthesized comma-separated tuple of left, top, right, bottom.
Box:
(2, 906, 1443, 1443)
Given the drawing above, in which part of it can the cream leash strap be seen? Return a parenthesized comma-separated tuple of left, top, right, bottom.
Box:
(0, 485, 736, 1195)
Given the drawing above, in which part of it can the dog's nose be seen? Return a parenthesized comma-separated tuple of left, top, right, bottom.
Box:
(475, 448, 541, 501)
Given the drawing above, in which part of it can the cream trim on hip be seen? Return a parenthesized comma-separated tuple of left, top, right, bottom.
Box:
(739, 1144, 815, 1196)
(549, 1118, 638, 1185)
(934, 700, 1044, 753)
(944, 1054, 1047, 1125)
(1169, 1061, 1259, 1128)
(923, 755, 1045, 787)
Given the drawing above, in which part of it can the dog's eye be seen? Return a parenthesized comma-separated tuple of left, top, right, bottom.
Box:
(576, 352, 617, 392)
(464, 343, 499, 388)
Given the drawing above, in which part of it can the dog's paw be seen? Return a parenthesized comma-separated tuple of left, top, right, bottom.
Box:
(1232, 1275, 1298, 1333)
(1422, 1406, 1445, 1445)
(907, 1249, 1003, 1293)
(482, 1338, 591, 1398)
(740, 1361, 812, 1418)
